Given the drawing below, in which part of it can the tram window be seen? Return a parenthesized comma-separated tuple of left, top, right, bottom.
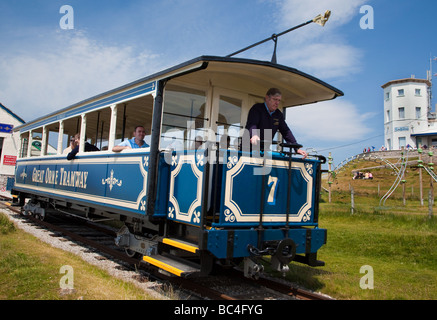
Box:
(30, 131, 42, 157)
(62, 116, 82, 154)
(113, 95, 153, 148)
(19, 132, 29, 158)
(217, 95, 241, 149)
(161, 85, 206, 150)
(85, 108, 111, 151)
(45, 123, 60, 155)
(60, 110, 111, 153)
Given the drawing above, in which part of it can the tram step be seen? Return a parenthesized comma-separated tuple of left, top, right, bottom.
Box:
(162, 237, 199, 253)
(143, 253, 201, 278)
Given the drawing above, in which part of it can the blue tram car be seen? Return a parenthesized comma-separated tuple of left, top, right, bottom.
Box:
(11, 56, 343, 278)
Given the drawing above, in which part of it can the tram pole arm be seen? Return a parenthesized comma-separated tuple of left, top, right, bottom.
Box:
(226, 10, 331, 59)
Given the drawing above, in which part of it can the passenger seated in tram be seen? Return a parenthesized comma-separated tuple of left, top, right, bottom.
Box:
(112, 125, 149, 152)
(66, 133, 100, 160)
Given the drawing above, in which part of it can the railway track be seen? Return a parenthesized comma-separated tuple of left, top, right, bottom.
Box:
(0, 196, 333, 301)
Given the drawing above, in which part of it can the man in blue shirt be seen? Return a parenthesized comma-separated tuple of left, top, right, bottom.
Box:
(112, 125, 149, 152)
(244, 88, 307, 158)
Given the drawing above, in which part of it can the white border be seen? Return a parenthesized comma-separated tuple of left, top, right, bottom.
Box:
(224, 156, 313, 223)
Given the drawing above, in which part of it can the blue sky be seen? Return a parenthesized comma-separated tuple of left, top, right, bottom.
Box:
(1, 0, 436, 166)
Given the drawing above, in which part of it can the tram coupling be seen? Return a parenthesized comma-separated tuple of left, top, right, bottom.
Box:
(115, 225, 158, 257)
(246, 238, 297, 277)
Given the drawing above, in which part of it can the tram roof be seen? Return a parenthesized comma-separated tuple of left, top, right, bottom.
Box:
(15, 55, 343, 133)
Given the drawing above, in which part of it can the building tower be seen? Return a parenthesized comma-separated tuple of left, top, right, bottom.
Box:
(382, 77, 433, 150)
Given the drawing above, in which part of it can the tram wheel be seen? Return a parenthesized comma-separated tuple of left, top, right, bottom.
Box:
(125, 248, 142, 259)
(35, 212, 46, 221)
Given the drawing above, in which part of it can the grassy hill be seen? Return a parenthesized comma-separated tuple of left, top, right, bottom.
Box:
(324, 150, 437, 213)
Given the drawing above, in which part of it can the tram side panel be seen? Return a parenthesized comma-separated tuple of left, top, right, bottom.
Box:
(216, 152, 317, 226)
(162, 150, 320, 225)
(13, 150, 326, 267)
(165, 150, 206, 227)
(158, 149, 327, 264)
(207, 151, 326, 265)
(13, 153, 161, 219)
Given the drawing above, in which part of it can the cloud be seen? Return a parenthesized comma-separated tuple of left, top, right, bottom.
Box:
(275, 0, 375, 150)
(286, 99, 372, 142)
(285, 42, 363, 79)
(273, 0, 368, 79)
(0, 31, 160, 121)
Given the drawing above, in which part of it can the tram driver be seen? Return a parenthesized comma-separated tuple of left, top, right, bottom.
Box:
(244, 88, 307, 159)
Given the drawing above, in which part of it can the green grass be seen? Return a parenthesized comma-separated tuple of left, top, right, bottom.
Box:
(295, 158, 437, 299)
(0, 213, 15, 234)
(273, 194, 437, 300)
(0, 212, 162, 300)
(4, 200, 436, 300)
(3, 161, 437, 300)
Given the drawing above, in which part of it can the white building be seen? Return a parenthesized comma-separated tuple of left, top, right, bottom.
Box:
(382, 77, 436, 150)
(0, 103, 25, 189)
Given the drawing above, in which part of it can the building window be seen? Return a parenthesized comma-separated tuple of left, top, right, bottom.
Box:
(416, 107, 421, 119)
(399, 137, 406, 148)
(385, 92, 390, 100)
(386, 110, 390, 122)
(415, 89, 421, 96)
(397, 89, 404, 96)
(398, 107, 405, 119)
